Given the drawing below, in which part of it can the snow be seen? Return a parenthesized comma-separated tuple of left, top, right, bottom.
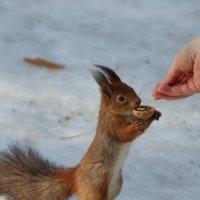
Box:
(0, 0, 200, 199)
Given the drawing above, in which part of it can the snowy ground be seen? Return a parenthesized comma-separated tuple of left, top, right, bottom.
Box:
(0, 0, 200, 199)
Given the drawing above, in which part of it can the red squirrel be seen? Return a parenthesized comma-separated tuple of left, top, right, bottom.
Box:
(0, 66, 161, 200)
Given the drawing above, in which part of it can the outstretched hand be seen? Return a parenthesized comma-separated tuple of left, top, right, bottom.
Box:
(152, 37, 200, 100)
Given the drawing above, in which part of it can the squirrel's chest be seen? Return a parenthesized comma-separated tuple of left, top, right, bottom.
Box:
(112, 143, 131, 174)
(108, 143, 131, 198)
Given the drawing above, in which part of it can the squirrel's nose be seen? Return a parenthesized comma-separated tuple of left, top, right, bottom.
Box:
(136, 98, 141, 107)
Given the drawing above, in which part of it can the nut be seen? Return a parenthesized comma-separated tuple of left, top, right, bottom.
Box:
(132, 105, 155, 120)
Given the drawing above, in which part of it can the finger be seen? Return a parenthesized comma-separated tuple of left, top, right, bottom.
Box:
(165, 69, 181, 86)
(157, 84, 172, 95)
(157, 82, 195, 96)
(192, 58, 200, 91)
(163, 57, 183, 85)
(163, 72, 190, 88)
(180, 75, 191, 84)
(153, 91, 191, 100)
(164, 48, 193, 86)
(177, 73, 188, 84)
(152, 83, 161, 97)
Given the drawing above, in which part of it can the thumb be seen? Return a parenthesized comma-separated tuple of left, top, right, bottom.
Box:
(157, 78, 196, 97)
(163, 54, 184, 86)
(164, 47, 194, 86)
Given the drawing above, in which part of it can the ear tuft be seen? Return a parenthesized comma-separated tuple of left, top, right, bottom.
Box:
(90, 69, 112, 99)
(90, 69, 107, 86)
(94, 65, 121, 83)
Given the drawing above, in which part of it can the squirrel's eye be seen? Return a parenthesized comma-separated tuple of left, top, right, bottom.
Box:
(117, 95, 126, 102)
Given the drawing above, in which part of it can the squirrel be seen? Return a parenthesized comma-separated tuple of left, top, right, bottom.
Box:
(0, 66, 161, 200)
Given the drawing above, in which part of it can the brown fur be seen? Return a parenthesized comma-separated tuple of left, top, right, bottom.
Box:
(0, 66, 161, 200)
(0, 145, 76, 200)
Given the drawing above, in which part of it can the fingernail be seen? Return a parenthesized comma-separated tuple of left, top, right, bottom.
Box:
(157, 81, 165, 91)
(157, 85, 163, 92)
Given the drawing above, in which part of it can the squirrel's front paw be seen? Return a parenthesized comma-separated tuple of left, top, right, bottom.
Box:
(153, 110, 161, 120)
(132, 120, 148, 134)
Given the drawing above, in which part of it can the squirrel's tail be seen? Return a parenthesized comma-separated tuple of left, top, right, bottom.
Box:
(0, 145, 77, 200)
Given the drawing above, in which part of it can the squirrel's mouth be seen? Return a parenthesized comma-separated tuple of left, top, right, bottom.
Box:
(131, 104, 140, 110)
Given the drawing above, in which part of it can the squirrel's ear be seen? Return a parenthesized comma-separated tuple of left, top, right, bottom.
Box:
(90, 69, 113, 100)
(94, 65, 121, 83)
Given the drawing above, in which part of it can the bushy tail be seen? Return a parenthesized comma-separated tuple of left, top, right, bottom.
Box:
(0, 145, 76, 200)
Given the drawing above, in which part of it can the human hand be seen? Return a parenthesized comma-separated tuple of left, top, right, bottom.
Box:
(152, 37, 200, 100)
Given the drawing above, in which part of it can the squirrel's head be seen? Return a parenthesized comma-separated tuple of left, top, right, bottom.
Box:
(91, 65, 141, 116)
